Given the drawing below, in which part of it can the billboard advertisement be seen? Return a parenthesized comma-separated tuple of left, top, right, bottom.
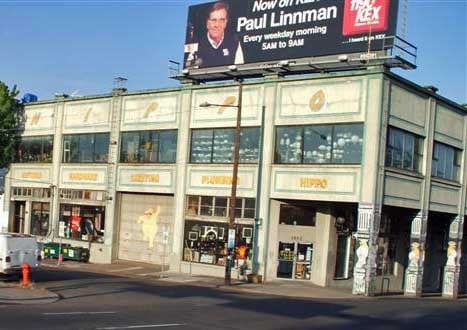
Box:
(183, 0, 399, 70)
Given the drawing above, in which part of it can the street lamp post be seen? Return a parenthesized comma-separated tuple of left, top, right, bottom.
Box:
(200, 79, 243, 285)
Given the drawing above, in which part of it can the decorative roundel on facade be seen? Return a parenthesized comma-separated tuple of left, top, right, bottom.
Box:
(219, 95, 237, 114)
(309, 89, 326, 111)
(144, 101, 159, 118)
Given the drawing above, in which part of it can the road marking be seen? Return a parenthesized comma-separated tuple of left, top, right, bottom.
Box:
(97, 324, 185, 329)
(136, 272, 161, 276)
(43, 312, 117, 315)
(107, 267, 144, 273)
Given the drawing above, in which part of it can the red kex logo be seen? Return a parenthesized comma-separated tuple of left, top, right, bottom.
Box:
(343, 0, 390, 36)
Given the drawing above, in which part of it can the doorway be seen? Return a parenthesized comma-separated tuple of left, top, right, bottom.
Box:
(277, 241, 313, 280)
(13, 201, 26, 233)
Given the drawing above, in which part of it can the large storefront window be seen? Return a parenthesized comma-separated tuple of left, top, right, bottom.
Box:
(385, 127, 423, 173)
(16, 136, 53, 163)
(59, 204, 105, 243)
(432, 142, 461, 181)
(275, 123, 363, 164)
(31, 202, 50, 236)
(58, 189, 106, 243)
(190, 127, 260, 163)
(63, 133, 109, 163)
(183, 195, 255, 266)
(120, 130, 177, 163)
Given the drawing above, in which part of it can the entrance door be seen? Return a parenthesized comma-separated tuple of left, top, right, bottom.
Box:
(13, 201, 26, 233)
(277, 241, 313, 280)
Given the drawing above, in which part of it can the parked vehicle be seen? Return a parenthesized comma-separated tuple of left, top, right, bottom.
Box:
(0, 233, 41, 275)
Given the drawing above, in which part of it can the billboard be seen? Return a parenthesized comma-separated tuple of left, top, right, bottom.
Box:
(183, 0, 399, 70)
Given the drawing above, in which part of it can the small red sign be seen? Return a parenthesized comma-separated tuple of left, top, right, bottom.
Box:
(343, 0, 390, 36)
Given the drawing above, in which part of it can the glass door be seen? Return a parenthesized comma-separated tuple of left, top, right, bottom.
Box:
(277, 242, 313, 280)
(295, 243, 313, 280)
(277, 242, 295, 279)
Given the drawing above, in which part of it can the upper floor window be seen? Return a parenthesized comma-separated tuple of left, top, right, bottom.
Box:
(15, 136, 53, 163)
(275, 123, 363, 164)
(120, 130, 177, 163)
(190, 127, 260, 164)
(63, 133, 109, 163)
(385, 127, 423, 173)
(432, 142, 461, 181)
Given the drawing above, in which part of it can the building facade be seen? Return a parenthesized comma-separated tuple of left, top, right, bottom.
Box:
(4, 67, 467, 297)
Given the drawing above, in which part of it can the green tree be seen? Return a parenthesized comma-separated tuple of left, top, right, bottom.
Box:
(0, 82, 22, 168)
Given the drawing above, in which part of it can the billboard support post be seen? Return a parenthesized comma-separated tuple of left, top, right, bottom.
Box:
(200, 78, 243, 285)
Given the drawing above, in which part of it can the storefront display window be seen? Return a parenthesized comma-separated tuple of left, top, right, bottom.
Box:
(63, 133, 109, 163)
(275, 123, 363, 164)
(120, 129, 177, 163)
(183, 220, 253, 266)
(15, 135, 53, 163)
(30, 202, 50, 236)
(58, 204, 105, 243)
(190, 127, 260, 163)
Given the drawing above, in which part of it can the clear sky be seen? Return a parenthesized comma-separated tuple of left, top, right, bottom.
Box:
(0, 0, 465, 104)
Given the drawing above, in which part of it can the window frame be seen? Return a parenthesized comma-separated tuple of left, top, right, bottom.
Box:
(432, 141, 462, 182)
(274, 123, 364, 165)
(385, 127, 424, 173)
(62, 133, 110, 163)
(119, 129, 177, 163)
(190, 127, 260, 164)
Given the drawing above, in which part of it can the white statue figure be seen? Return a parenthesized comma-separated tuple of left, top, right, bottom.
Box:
(447, 241, 457, 267)
(356, 239, 369, 269)
(408, 242, 421, 269)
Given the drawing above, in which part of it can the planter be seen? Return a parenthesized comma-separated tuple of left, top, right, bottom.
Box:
(247, 274, 263, 284)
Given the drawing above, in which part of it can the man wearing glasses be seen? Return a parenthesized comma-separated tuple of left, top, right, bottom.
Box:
(189, 1, 244, 68)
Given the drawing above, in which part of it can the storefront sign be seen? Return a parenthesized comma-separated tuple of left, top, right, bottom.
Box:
(130, 174, 160, 183)
(69, 173, 98, 182)
(299, 178, 328, 189)
(201, 175, 239, 185)
(21, 172, 43, 180)
(183, 0, 399, 70)
(24, 106, 55, 131)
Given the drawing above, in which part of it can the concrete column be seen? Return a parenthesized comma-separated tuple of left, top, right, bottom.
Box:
(404, 210, 428, 296)
(442, 215, 464, 298)
(352, 203, 380, 296)
(170, 87, 193, 272)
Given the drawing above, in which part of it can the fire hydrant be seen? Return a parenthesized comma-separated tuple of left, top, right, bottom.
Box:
(21, 263, 31, 288)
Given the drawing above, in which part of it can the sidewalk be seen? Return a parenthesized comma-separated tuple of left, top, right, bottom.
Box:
(42, 258, 357, 300)
(0, 282, 59, 305)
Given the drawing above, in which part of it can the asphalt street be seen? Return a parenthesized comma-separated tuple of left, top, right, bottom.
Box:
(0, 267, 466, 330)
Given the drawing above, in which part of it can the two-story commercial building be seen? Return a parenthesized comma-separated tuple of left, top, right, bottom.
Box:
(3, 66, 466, 297)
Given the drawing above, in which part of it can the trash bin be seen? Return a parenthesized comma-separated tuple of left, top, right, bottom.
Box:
(43, 243, 70, 259)
(62, 246, 90, 262)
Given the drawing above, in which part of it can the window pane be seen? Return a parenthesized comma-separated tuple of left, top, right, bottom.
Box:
(214, 197, 228, 217)
(243, 198, 256, 219)
(200, 196, 213, 216)
(276, 127, 303, 163)
(234, 198, 242, 218)
(392, 130, 403, 168)
(332, 124, 363, 164)
(403, 134, 414, 170)
(213, 129, 234, 163)
(240, 128, 260, 163)
(78, 134, 93, 162)
(186, 196, 199, 216)
(191, 130, 213, 163)
(445, 146, 454, 180)
(303, 125, 332, 164)
(94, 133, 109, 163)
(120, 132, 139, 162)
(159, 130, 177, 163)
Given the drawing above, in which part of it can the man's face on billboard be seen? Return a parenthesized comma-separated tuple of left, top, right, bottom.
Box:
(207, 8, 228, 43)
